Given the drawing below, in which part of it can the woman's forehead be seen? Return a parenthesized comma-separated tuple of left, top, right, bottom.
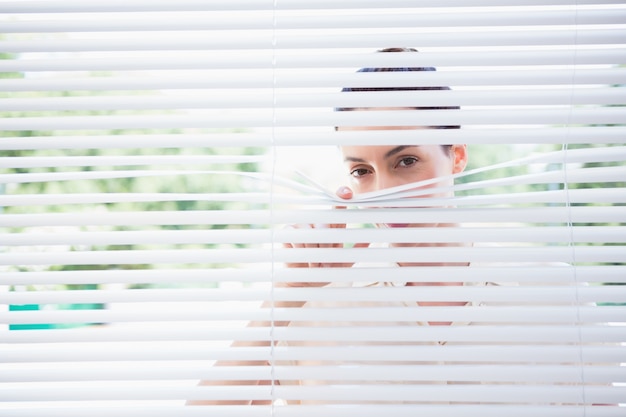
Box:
(340, 144, 436, 157)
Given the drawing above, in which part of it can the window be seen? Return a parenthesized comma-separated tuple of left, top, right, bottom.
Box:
(1, 1, 625, 414)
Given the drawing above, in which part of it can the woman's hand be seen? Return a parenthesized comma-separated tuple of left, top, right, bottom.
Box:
(282, 186, 369, 286)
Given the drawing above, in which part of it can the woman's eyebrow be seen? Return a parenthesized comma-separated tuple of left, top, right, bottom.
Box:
(384, 145, 419, 159)
(343, 145, 420, 163)
(344, 156, 366, 163)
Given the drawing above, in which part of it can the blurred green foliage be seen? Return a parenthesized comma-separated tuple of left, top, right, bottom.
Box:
(3, 47, 623, 327)
(2, 50, 268, 328)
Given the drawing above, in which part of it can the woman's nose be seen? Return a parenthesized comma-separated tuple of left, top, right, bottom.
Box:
(375, 174, 398, 191)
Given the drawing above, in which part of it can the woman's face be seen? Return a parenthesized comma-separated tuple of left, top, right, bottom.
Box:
(341, 143, 465, 196)
(339, 128, 467, 229)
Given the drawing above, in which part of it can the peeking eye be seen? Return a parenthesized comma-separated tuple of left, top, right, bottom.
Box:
(350, 168, 371, 178)
(397, 157, 418, 168)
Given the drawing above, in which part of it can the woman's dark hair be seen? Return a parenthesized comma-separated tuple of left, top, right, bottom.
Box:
(337, 47, 460, 130)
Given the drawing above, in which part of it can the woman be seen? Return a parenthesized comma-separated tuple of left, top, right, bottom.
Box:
(284, 47, 469, 314)
(190, 47, 476, 406)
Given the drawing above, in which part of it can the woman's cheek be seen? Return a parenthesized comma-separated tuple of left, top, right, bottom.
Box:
(350, 178, 370, 194)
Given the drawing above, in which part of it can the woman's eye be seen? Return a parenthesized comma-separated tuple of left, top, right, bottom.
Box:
(350, 168, 370, 178)
(398, 157, 418, 168)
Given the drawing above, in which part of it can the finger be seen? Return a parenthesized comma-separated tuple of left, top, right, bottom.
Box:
(283, 224, 315, 269)
(336, 186, 353, 200)
(282, 241, 308, 269)
(282, 225, 308, 249)
(331, 186, 352, 231)
(304, 223, 327, 250)
(329, 206, 347, 230)
(318, 206, 347, 253)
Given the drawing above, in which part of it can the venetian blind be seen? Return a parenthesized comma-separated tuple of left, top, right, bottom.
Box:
(1, 0, 625, 416)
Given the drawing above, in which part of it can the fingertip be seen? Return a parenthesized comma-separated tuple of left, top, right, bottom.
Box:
(336, 186, 353, 200)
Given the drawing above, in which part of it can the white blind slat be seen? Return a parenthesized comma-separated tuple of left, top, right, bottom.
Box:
(2, 29, 622, 53)
(6, 285, 626, 305)
(2, 325, 623, 344)
(2, 107, 624, 130)
(0, 406, 623, 417)
(1, 383, 623, 404)
(4, 87, 625, 112)
(4, 9, 626, 33)
(2, 189, 624, 209)
(2, 0, 624, 413)
(3, 226, 625, 246)
(2, 49, 624, 73)
(13, 144, 623, 169)
(3, 266, 626, 286)
(1, 245, 625, 266)
(4, 364, 623, 384)
(3, 344, 622, 365)
(3, 0, 625, 13)
(2, 206, 626, 227)
(4, 306, 625, 327)
(2, 128, 626, 151)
